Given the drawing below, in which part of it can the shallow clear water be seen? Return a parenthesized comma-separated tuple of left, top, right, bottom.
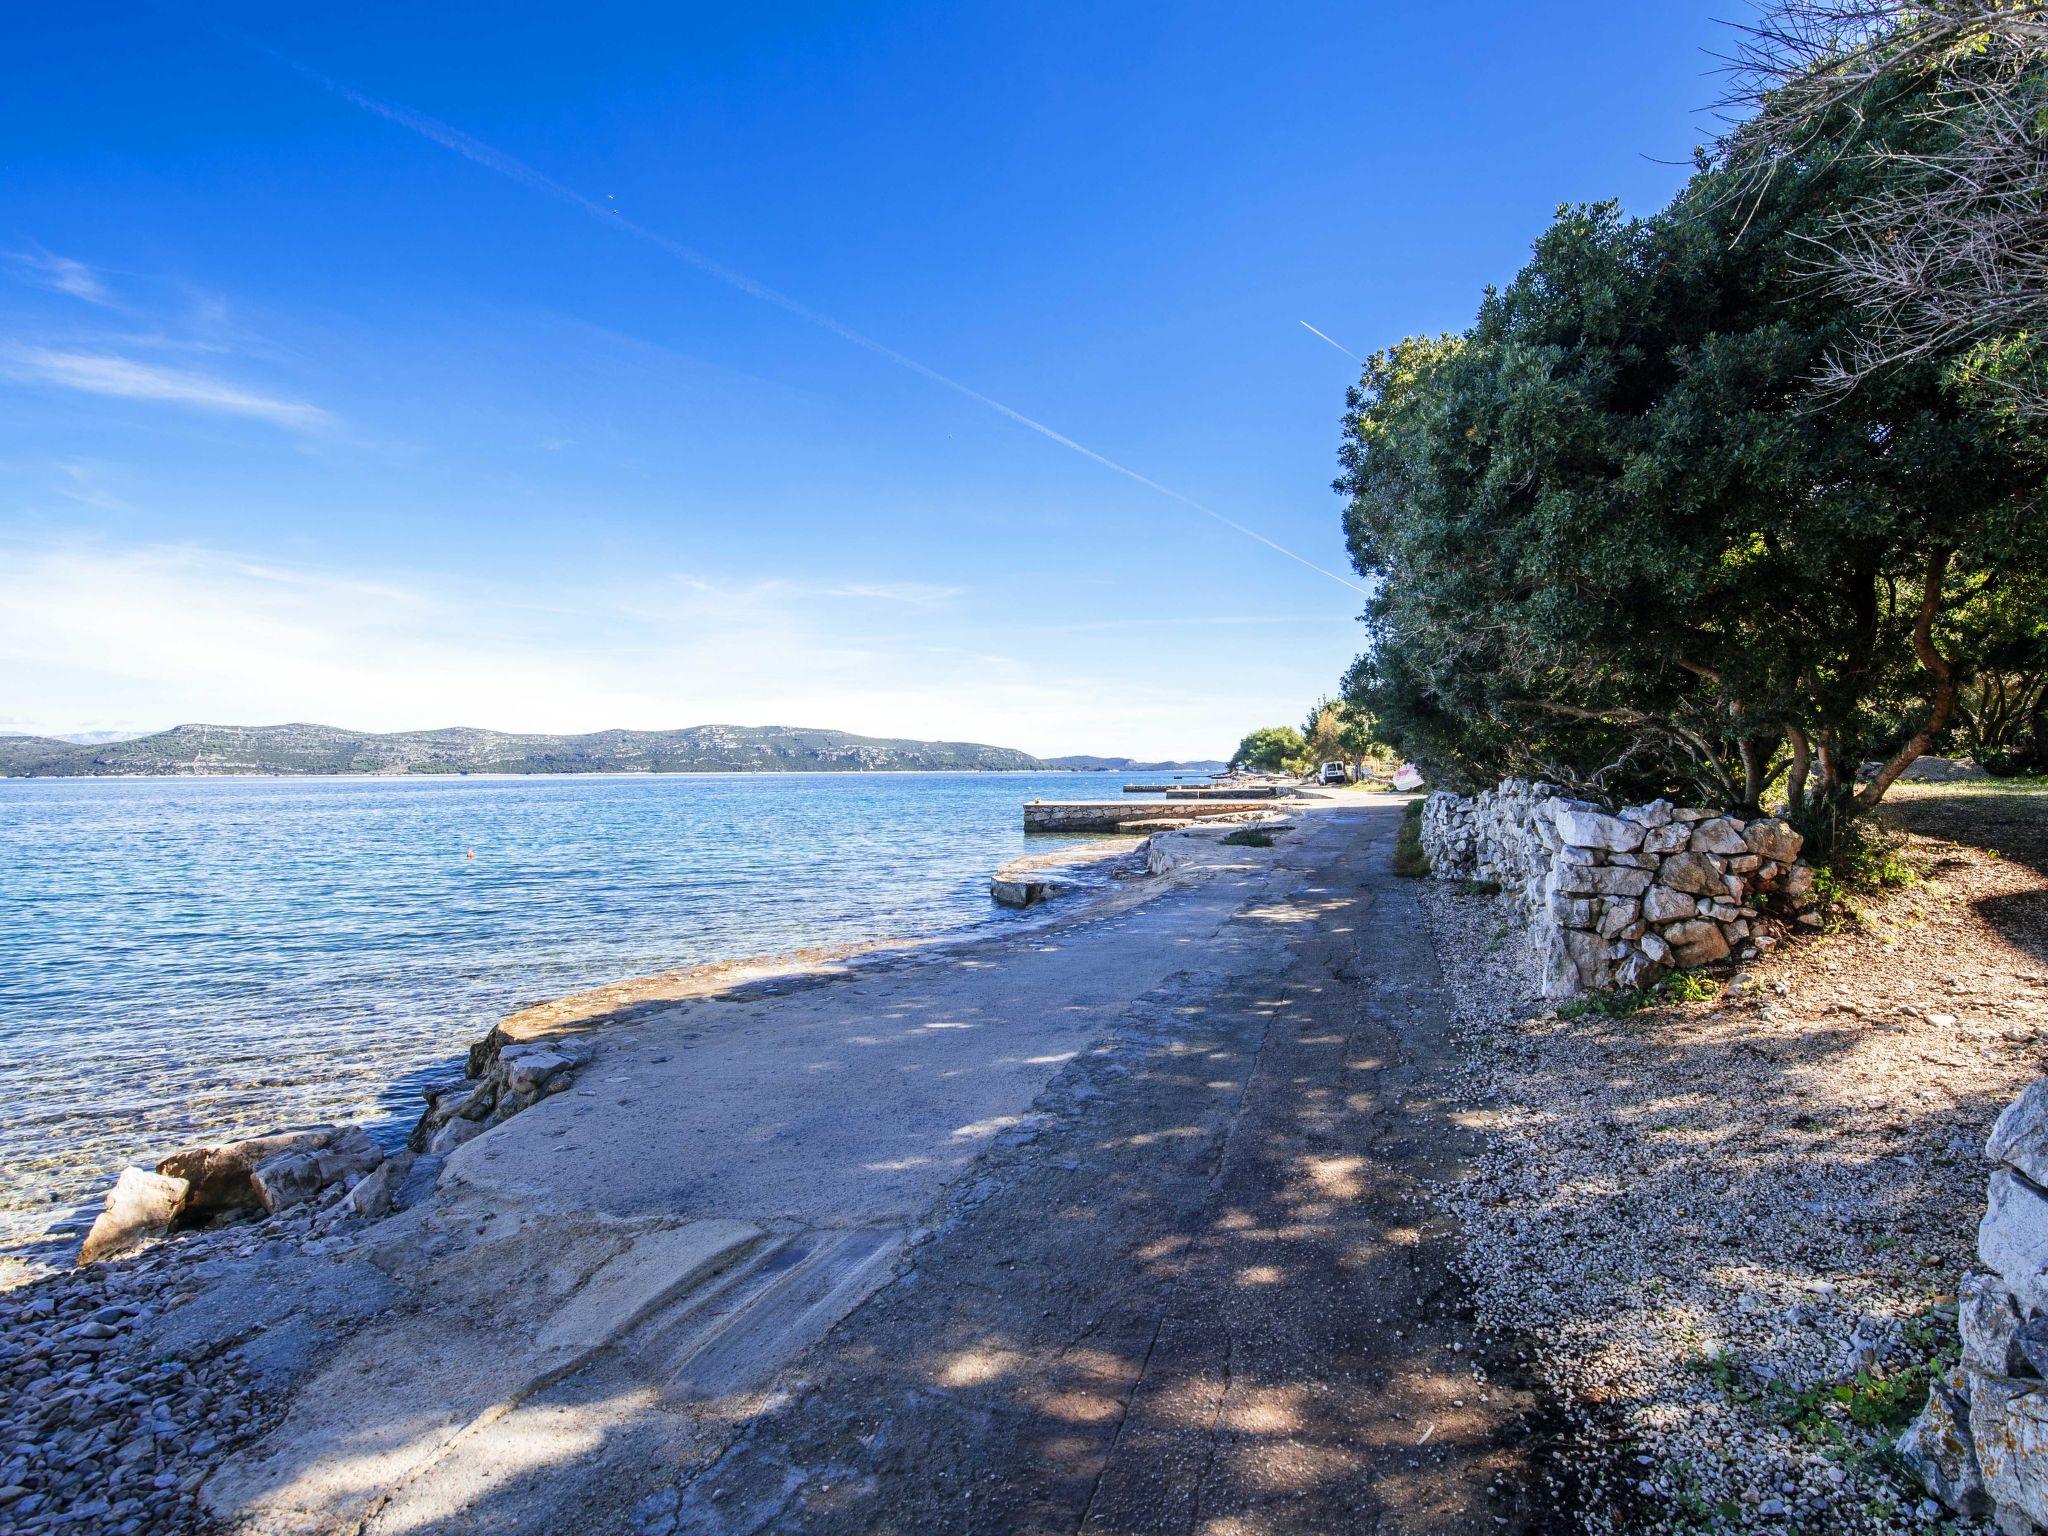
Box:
(0, 770, 1131, 1255)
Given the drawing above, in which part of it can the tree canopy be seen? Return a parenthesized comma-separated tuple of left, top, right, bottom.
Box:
(1231, 726, 1311, 775)
(1337, 79, 2047, 842)
(1728, 2, 2048, 419)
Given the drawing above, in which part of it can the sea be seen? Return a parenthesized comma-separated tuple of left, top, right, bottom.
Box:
(0, 770, 1137, 1260)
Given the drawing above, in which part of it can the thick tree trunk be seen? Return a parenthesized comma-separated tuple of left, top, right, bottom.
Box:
(1859, 548, 1959, 808)
(1786, 723, 1812, 813)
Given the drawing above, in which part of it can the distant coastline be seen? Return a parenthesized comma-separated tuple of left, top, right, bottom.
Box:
(0, 721, 1226, 779)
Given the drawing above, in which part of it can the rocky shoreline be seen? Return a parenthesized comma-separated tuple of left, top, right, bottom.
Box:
(0, 811, 1319, 1534)
(0, 1028, 612, 1532)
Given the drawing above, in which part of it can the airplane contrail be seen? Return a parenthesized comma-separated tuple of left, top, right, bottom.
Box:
(1299, 321, 1361, 362)
(225, 31, 1367, 596)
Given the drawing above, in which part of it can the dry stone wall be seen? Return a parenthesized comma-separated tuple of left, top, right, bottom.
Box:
(1420, 779, 1819, 998)
(1903, 1081, 2048, 1532)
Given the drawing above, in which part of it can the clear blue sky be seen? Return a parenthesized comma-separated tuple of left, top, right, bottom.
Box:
(3, 1, 1730, 758)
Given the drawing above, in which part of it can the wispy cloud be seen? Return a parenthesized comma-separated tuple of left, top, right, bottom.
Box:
(4, 347, 333, 432)
(0, 539, 1252, 757)
(9, 247, 113, 305)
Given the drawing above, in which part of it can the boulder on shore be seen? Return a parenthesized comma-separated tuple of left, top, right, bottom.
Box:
(77, 1167, 190, 1265)
(158, 1125, 382, 1218)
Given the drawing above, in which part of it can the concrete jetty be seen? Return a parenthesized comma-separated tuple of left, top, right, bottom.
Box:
(1025, 799, 1277, 833)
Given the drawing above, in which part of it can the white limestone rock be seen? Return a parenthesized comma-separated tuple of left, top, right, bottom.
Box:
(1657, 852, 1727, 898)
(1663, 918, 1732, 967)
(1642, 822, 1692, 854)
(1900, 1368, 1992, 1519)
(1641, 886, 1697, 924)
(1971, 1370, 2048, 1528)
(1981, 1170, 2048, 1316)
(1553, 863, 1654, 899)
(1964, 1273, 2029, 1376)
(1597, 897, 1642, 939)
(343, 1152, 413, 1219)
(1553, 808, 1646, 852)
(1689, 817, 1750, 855)
(78, 1167, 190, 1265)
(1742, 818, 1804, 862)
(1990, 1083, 2048, 1189)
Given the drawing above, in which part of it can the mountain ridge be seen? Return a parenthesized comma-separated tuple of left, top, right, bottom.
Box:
(0, 723, 1222, 778)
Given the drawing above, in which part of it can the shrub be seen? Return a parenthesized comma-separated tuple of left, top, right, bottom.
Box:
(1392, 799, 1431, 877)
(1220, 828, 1274, 848)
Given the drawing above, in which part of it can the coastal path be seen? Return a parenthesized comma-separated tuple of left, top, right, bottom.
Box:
(188, 796, 1540, 1535)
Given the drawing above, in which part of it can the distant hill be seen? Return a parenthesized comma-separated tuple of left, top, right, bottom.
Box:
(1044, 755, 1227, 774)
(0, 723, 1050, 777)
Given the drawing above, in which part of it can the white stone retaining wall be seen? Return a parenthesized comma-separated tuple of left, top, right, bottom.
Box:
(1903, 1082, 2048, 1532)
(1420, 779, 1818, 998)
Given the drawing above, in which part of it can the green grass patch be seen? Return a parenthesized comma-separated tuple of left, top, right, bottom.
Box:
(1687, 1307, 1957, 1493)
(1392, 798, 1431, 877)
(1810, 819, 1924, 929)
(1219, 828, 1274, 848)
(1558, 969, 1722, 1020)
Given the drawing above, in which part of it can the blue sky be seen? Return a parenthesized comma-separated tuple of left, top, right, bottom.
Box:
(4, 2, 1730, 758)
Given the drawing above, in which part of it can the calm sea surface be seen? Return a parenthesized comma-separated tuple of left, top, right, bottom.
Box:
(0, 770, 1131, 1257)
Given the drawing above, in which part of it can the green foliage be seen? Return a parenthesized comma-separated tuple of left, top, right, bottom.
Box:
(1231, 725, 1312, 775)
(1299, 697, 1387, 777)
(1951, 567, 2048, 772)
(1688, 1305, 1956, 1490)
(1559, 968, 1723, 1019)
(1812, 820, 1922, 919)
(1392, 797, 1431, 877)
(1219, 828, 1274, 848)
(1335, 78, 2048, 835)
(1661, 969, 1720, 1005)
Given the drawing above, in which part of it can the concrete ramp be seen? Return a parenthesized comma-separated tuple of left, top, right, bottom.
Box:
(331, 1226, 905, 1536)
(203, 1212, 762, 1536)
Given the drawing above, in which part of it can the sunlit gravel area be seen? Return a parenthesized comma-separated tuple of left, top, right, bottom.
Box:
(1421, 785, 2048, 1534)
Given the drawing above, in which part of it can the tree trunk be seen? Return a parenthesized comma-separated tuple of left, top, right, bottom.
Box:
(1786, 723, 1812, 813)
(1859, 548, 1959, 808)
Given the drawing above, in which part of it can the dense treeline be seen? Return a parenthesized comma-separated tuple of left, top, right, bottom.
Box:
(1338, 30, 2047, 850)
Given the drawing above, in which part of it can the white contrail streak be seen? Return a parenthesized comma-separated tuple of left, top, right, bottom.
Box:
(231, 32, 1366, 595)
(1299, 320, 1361, 362)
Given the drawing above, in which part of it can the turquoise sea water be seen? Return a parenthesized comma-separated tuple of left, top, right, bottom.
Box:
(0, 770, 1131, 1257)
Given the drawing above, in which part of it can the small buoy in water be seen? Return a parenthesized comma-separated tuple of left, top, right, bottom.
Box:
(467, 848, 476, 860)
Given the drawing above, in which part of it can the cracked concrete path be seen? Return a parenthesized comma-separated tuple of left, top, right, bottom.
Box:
(193, 795, 1537, 1535)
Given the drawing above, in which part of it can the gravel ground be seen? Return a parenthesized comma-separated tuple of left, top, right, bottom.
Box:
(1420, 784, 2048, 1535)
(0, 1202, 348, 1535)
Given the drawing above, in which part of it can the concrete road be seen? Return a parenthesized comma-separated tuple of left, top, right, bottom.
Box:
(196, 796, 1540, 1535)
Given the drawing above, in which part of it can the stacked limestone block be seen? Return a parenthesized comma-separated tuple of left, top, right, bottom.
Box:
(1904, 1082, 2048, 1532)
(1420, 779, 1818, 999)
